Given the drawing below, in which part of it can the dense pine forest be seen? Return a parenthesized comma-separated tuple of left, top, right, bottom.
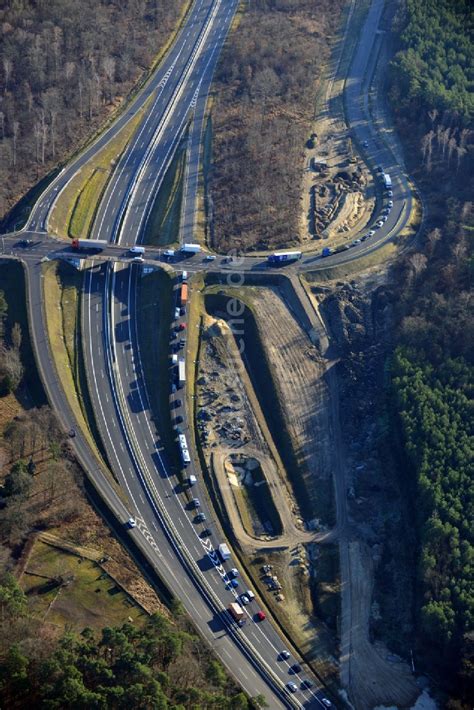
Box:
(389, 1, 473, 704)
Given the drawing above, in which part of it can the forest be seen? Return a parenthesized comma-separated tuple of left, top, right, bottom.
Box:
(0, 0, 186, 224)
(0, 575, 254, 709)
(390, 200, 473, 706)
(392, 0, 473, 122)
(209, 0, 344, 252)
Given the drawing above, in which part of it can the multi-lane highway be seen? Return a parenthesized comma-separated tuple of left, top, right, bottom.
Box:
(0, 0, 418, 706)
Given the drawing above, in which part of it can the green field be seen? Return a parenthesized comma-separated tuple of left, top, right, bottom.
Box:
(22, 540, 146, 631)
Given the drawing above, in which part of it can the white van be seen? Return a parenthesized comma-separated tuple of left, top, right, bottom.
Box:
(129, 246, 145, 255)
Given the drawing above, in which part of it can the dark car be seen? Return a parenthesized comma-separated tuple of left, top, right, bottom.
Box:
(300, 679, 313, 689)
(200, 528, 212, 538)
(174, 415, 183, 424)
(289, 663, 302, 675)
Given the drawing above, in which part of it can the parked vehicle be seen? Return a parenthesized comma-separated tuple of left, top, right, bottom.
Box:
(180, 284, 188, 306)
(321, 247, 332, 257)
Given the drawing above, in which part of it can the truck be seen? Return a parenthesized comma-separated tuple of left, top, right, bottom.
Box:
(268, 251, 302, 264)
(180, 284, 188, 307)
(383, 173, 392, 189)
(181, 243, 201, 254)
(228, 602, 245, 626)
(163, 249, 176, 258)
(181, 447, 191, 465)
(71, 238, 107, 251)
(178, 358, 186, 387)
(129, 245, 145, 255)
(188, 474, 197, 486)
(218, 543, 231, 562)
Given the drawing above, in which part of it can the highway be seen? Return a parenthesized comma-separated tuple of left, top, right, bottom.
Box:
(0, 0, 418, 706)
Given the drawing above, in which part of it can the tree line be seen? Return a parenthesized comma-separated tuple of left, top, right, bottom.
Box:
(0, 575, 260, 709)
(390, 199, 473, 707)
(0, 0, 185, 223)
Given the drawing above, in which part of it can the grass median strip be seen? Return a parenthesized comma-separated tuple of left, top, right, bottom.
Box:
(49, 102, 150, 240)
(42, 261, 109, 470)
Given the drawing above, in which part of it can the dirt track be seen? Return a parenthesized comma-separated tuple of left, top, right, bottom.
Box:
(212, 448, 334, 550)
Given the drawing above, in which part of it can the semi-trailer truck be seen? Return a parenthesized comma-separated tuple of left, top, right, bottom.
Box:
(268, 251, 302, 264)
(181, 243, 201, 254)
(71, 239, 107, 251)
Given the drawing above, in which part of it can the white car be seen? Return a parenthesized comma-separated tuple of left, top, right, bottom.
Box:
(321, 699, 332, 708)
(388, 200, 394, 207)
(174, 307, 180, 319)
(246, 589, 255, 600)
(351, 239, 361, 246)
(368, 229, 375, 236)
(204, 254, 217, 261)
(127, 517, 137, 528)
(376, 220, 384, 228)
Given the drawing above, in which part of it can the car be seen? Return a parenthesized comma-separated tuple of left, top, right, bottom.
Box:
(321, 699, 332, 707)
(351, 239, 361, 246)
(229, 568, 239, 579)
(386, 190, 393, 197)
(246, 589, 255, 601)
(195, 512, 206, 523)
(361, 235, 368, 242)
(362, 140, 369, 148)
(226, 579, 239, 589)
(376, 165, 383, 173)
(200, 528, 212, 538)
(174, 307, 180, 319)
(256, 611, 266, 621)
(388, 200, 394, 207)
(289, 663, 302, 674)
(382, 207, 390, 215)
(204, 254, 217, 261)
(17, 239, 33, 248)
(178, 323, 186, 331)
(68, 428, 76, 438)
(180, 307, 186, 316)
(174, 425, 183, 434)
(375, 220, 384, 228)
(240, 594, 250, 605)
(191, 498, 200, 508)
(301, 679, 313, 689)
(368, 229, 375, 236)
(178, 340, 185, 349)
(127, 517, 137, 528)
(381, 215, 387, 223)
(174, 415, 183, 424)
(133, 255, 144, 263)
(286, 682, 298, 693)
(171, 383, 177, 393)
(279, 650, 291, 660)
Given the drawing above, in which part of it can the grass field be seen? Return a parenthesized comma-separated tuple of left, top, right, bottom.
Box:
(42, 261, 109, 469)
(142, 133, 188, 247)
(49, 105, 149, 240)
(69, 168, 109, 240)
(22, 540, 146, 631)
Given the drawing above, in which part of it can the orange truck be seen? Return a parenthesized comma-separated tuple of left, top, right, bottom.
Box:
(180, 283, 188, 306)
